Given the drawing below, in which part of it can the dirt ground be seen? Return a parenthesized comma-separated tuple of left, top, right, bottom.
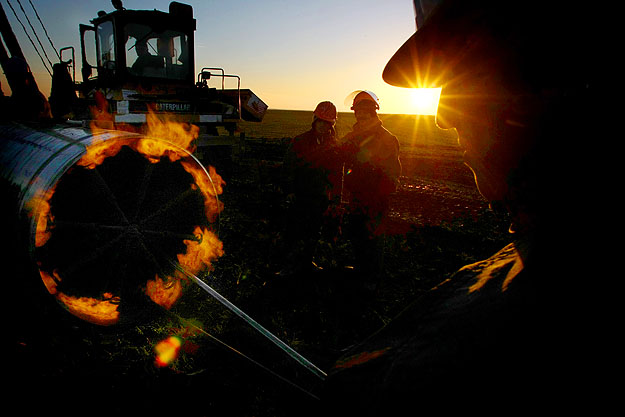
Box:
(8, 140, 512, 415)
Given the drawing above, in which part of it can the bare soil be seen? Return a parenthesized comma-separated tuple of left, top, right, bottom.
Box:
(8, 113, 513, 415)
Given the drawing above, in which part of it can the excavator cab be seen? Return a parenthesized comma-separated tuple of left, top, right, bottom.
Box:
(63, 1, 266, 134)
(80, 2, 194, 93)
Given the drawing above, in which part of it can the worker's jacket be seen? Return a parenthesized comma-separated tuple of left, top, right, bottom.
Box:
(283, 128, 343, 206)
(323, 236, 599, 414)
(339, 117, 402, 215)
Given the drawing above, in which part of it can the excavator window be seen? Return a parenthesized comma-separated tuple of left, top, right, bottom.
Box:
(96, 21, 116, 72)
(125, 23, 189, 80)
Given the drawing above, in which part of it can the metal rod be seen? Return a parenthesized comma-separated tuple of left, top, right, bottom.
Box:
(91, 165, 130, 225)
(171, 261, 327, 381)
(58, 230, 127, 277)
(51, 221, 202, 242)
(138, 186, 196, 226)
(172, 313, 322, 401)
(223, 74, 241, 120)
(129, 162, 153, 223)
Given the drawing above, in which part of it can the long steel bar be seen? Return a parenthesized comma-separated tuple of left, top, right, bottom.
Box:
(171, 261, 327, 381)
(52, 221, 201, 242)
(171, 313, 321, 401)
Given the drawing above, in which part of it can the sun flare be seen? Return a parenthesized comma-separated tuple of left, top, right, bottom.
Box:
(409, 88, 441, 116)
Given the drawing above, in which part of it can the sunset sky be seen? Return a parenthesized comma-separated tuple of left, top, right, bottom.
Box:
(0, 0, 439, 115)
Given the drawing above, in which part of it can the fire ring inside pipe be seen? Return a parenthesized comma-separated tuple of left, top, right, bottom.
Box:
(33, 136, 224, 326)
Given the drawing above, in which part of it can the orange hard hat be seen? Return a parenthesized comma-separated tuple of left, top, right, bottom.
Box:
(313, 101, 337, 123)
(348, 90, 380, 110)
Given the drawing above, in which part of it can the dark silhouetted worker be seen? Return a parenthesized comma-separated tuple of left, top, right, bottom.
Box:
(281, 101, 343, 274)
(131, 40, 163, 76)
(339, 90, 401, 292)
(325, 0, 606, 414)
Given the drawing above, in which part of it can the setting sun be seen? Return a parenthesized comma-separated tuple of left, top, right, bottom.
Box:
(410, 88, 441, 116)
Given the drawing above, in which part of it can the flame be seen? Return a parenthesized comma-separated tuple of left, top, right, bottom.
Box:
(134, 137, 186, 163)
(177, 226, 224, 275)
(81, 109, 199, 168)
(24, 187, 56, 247)
(183, 163, 225, 221)
(78, 106, 224, 219)
(80, 103, 223, 220)
(28, 101, 225, 324)
(39, 267, 58, 294)
(145, 275, 183, 310)
(76, 137, 127, 169)
(39, 269, 120, 326)
(144, 226, 223, 310)
(139, 110, 199, 160)
(76, 135, 187, 169)
(88, 90, 114, 131)
(146, 110, 200, 152)
(154, 336, 182, 367)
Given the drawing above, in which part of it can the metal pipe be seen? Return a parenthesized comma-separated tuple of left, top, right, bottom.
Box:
(0, 122, 215, 325)
(1, 121, 327, 382)
(0, 123, 137, 244)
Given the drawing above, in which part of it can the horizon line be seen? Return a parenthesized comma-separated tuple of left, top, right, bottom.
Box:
(266, 108, 437, 117)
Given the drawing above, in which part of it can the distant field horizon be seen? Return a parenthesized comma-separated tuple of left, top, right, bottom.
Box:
(239, 109, 460, 151)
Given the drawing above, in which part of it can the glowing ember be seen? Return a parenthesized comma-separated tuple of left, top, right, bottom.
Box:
(40, 269, 120, 326)
(154, 336, 182, 367)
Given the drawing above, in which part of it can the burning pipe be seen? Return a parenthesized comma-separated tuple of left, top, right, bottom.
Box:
(0, 121, 224, 326)
(1, 120, 326, 385)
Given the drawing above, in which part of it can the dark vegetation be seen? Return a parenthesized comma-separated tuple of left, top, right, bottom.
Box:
(7, 110, 511, 415)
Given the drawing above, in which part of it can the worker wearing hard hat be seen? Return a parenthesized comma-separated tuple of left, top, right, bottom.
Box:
(280, 101, 343, 275)
(341, 90, 401, 219)
(339, 90, 401, 291)
(325, 0, 604, 413)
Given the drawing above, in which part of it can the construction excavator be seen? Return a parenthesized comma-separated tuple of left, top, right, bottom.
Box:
(1, 0, 267, 135)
